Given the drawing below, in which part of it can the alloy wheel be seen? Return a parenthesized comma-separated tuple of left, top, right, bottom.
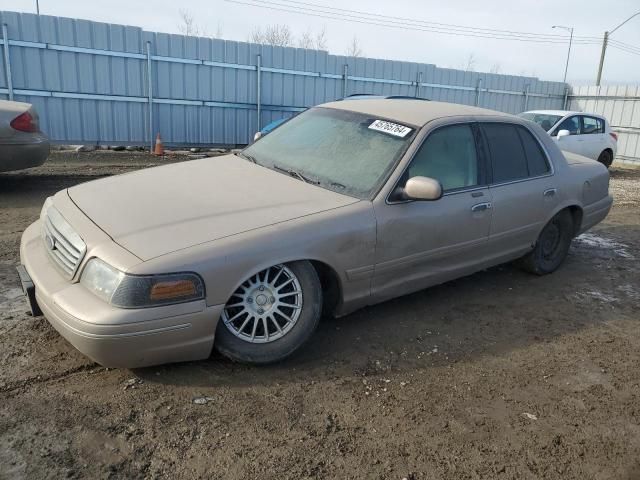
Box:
(221, 265, 303, 344)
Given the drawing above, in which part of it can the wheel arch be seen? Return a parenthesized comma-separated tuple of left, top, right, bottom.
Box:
(539, 202, 584, 240)
(220, 257, 345, 317)
(308, 260, 343, 317)
(566, 205, 584, 236)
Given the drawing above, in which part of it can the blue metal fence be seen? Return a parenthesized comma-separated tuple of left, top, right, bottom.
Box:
(0, 11, 569, 146)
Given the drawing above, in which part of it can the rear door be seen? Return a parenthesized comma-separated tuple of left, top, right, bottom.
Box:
(481, 122, 557, 260)
(580, 115, 607, 160)
(372, 123, 492, 300)
(552, 115, 583, 156)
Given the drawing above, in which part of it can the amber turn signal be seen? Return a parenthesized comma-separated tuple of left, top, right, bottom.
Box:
(150, 280, 197, 301)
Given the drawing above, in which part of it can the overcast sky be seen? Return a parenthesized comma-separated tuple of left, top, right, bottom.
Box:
(3, 0, 639, 84)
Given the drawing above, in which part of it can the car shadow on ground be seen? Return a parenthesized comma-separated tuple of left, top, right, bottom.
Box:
(134, 236, 634, 389)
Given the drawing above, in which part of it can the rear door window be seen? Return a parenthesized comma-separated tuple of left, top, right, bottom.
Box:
(516, 127, 550, 176)
(481, 123, 529, 183)
(581, 116, 605, 134)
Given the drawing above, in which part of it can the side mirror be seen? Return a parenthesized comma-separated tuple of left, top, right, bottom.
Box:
(404, 176, 443, 201)
(556, 129, 570, 140)
(253, 131, 263, 142)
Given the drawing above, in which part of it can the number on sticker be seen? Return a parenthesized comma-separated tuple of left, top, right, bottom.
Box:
(368, 120, 412, 138)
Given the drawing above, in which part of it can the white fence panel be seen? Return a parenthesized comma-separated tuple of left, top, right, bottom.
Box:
(568, 85, 640, 164)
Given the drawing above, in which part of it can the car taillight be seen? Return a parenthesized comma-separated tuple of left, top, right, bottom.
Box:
(10, 111, 38, 133)
(609, 132, 618, 141)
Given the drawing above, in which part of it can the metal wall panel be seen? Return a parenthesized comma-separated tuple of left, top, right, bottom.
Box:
(568, 85, 640, 164)
(0, 10, 567, 146)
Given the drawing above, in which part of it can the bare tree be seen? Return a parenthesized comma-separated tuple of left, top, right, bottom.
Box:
(297, 27, 328, 50)
(298, 30, 314, 49)
(178, 9, 202, 37)
(251, 24, 294, 47)
(464, 53, 476, 72)
(177, 9, 221, 39)
(346, 36, 363, 57)
(314, 27, 327, 51)
(489, 63, 501, 74)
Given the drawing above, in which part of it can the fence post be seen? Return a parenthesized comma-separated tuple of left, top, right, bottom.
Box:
(342, 64, 348, 98)
(523, 84, 530, 111)
(256, 53, 262, 130)
(415, 71, 422, 98)
(2, 24, 14, 100)
(145, 41, 153, 151)
(475, 78, 482, 106)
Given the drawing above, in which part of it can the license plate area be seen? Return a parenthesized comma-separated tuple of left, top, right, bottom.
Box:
(16, 265, 42, 317)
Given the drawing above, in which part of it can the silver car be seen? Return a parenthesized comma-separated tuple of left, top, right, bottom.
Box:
(0, 100, 49, 172)
(19, 99, 612, 368)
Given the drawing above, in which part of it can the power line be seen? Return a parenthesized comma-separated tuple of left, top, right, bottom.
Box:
(273, 0, 603, 41)
(226, 0, 605, 45)
(608, 43, 640, 56)
(607, 39, 640, 54)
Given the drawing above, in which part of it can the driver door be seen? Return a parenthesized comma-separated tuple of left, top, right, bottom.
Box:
(553, 115, 583, 156)
(372, 123, 492, 301)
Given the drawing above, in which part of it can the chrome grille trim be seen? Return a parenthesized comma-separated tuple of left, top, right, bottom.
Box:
(42, 206, 86, 279)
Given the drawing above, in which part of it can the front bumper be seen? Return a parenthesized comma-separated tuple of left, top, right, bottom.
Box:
(19, 221, 223, 368)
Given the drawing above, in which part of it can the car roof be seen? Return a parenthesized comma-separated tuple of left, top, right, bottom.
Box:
(523, 110, 580, 116)
(321, 99, 511, 127)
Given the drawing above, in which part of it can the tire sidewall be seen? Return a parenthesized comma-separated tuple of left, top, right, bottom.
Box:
(215, 260, 322, 364)
(531, 210, 573, 274)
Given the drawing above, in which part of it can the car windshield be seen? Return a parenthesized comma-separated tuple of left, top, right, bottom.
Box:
(242, 107, 416, 199)
(518, 112, 563, 132)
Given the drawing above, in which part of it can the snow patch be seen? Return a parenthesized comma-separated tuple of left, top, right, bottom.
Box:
(583, 290, 618, 304)
(574, 233, 634, 259)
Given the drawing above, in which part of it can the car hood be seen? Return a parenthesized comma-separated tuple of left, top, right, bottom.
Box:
(67, 155, 359, 261)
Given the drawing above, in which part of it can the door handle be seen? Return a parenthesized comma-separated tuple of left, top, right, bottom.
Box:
(543, 188, 557, 197)
(471, 202, 492, 212)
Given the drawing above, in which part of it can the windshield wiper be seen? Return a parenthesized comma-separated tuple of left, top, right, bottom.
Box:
(272, 164, 319, 184)
(235, 151, 257, 164)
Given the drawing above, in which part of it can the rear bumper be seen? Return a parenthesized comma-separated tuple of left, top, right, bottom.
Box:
(0, 137, 49, 172)
(19, 221, 223, 368)
(579, 194, 613, 234)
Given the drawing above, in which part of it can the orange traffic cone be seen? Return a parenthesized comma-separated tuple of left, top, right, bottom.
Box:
(153, 133, 164, 156)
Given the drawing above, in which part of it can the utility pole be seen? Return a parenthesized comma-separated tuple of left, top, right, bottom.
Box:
(552, 25, 573, 83)
(596, 32, 608, 86)
(35, 0, 40, 14)
(596, 11, 640, 86)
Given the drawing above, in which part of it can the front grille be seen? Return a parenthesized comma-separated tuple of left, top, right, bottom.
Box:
(42, 207, 86, 279)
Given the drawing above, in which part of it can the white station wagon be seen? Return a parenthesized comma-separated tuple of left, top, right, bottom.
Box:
(519, 110, 618, 167)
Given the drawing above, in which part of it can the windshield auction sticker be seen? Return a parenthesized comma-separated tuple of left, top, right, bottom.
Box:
(368, 119, 413, 138)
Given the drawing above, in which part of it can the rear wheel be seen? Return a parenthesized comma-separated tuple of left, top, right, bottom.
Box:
(215, 261, 322, 364)
(597, 149, 613, 168)
(518, 210, 574, 275)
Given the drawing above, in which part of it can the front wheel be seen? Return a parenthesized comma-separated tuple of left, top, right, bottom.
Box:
(215, 261, 322, 364)
(517, 210, 574, 275)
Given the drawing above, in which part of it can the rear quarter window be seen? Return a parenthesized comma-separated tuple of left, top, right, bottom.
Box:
(582, 116, 605, 134)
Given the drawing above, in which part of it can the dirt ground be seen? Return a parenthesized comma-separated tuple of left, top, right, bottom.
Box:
(1, 151, 639, 480)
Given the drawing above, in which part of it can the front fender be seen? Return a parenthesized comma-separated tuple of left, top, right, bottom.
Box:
(128, 201, 377, 310)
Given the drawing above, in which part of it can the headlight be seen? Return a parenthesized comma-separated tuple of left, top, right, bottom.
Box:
(40, 196, 53, 221)
(80, 258, 205, 308)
